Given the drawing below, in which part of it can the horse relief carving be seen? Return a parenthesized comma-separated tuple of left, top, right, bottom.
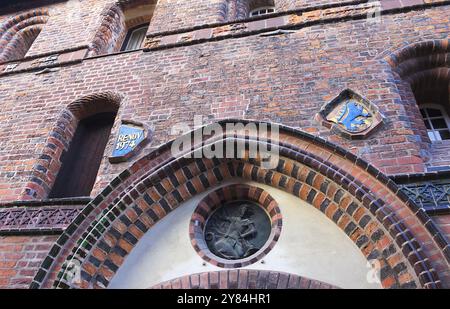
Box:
(204, 202, 271, 260)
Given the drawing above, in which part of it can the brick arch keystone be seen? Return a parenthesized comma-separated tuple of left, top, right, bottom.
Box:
(31, 120, 450, 289)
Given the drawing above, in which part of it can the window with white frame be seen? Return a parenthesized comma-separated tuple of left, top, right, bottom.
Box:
(249, 6, 275, 17)
(121, 24, 149, 51)
(420, 105, 450, 142)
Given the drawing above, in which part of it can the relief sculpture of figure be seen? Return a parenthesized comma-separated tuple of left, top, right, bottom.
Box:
(205, 204, 259, 259)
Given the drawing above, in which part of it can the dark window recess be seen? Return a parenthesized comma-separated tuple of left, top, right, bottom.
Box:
(49, 112, 116, 198)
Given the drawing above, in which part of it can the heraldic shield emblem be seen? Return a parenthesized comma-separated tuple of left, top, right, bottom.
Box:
(316, 89, 384, 139)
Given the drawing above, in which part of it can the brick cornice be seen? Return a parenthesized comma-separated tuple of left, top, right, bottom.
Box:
(0, 0, 449, 77)
(0, 197, 91, 208)
(142, 1, 450, 52)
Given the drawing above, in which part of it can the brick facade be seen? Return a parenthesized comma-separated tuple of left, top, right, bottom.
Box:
(0, 235, 58, 289)
(150, 270, 339, 289)
(0, 0, 449, 289)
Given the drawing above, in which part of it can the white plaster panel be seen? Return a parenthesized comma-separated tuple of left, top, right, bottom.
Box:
(109, 180, 381, 289)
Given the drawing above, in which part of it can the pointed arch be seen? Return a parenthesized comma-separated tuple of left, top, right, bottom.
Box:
(31, 120, 449, 289)
(21, 92, 122, 200)
(0, 9, 49, 62)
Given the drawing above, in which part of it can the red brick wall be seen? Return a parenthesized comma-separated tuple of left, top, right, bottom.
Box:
(0, 5, 448, 202)
(0, 0, 449, 289)
(428, 141, 450, 169)
(0, 1, 114, 57)
(432, 215, 450, 244)
(148, 0, 225, 34)
(0, 235, 58, 289)
(0, 1, 376, 56)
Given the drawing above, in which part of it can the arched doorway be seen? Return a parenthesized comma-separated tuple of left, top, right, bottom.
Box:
(31, 120, 448, 289)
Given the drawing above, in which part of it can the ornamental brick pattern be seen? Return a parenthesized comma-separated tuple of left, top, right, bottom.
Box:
(29, 122, 448, 289)
(0, 205, 83, 234)
(150, 270, 339, 289)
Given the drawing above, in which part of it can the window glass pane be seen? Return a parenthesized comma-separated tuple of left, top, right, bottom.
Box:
(125, 26, 148, 51)
(420, 106, 450, 142)
(431, 118, 448, 129)
(426, 108, 443, 118)
(428, 131, 438, 142)
(438, 130, 450, 140)
(420, 109, 427, 118)
(250, 6, 275, 17)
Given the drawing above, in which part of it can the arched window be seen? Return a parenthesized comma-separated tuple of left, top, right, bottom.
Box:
(420, 105, 450, 142)
(249, 6, 275, 17)
(49, 112, 117, 198)
(90, 1, 156, 56)
(121, 23, 149, 51)
(388, 41, 450, 148)
(0, 10, 49, 62)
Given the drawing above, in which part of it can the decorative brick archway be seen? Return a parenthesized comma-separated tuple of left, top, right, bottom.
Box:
(31, 120, 450, 289)
(0, 9, 49, 62)
(150, 270, 339, 289)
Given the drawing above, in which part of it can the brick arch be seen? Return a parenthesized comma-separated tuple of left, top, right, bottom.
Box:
(67, 92, 122, 119)
(0, 9, 49, 62)
(21, 92, 123, 201)
(409, 68, 450, 111)
(88, 0, 157, 56)
(150, 270, 339, 289)
(383, 40, 450, 73)
(88, 4, 126, 56)
(382, 39, 450, 152)
(31, 120, 449, 289)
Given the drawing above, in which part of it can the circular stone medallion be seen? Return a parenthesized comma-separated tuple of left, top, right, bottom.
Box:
(204, 201, 271, 260)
